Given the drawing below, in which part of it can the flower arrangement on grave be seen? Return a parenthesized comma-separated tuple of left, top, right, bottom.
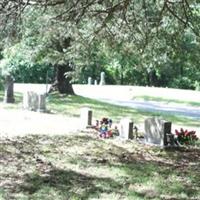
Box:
(95, 117, 118, 138)
(175, 128, 198, 145)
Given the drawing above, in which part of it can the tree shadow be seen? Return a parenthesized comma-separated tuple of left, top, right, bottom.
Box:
(19, 167, 121, 199)
(1, 134, 200, 199)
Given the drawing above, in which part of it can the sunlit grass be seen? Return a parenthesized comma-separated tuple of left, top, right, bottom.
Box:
(0, 90, 22, 109)
(0, 90, 199, 128)
(0, 91, 200, 199)
(47, 92, 200, 128)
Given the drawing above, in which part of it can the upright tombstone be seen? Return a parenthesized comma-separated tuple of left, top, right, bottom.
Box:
(88, 77, 92, 85)
(37, 94, 46, 112)
(23, 91, 46, 112)
(144, 118, 172, 146)
(23, 91, 38, 111)
(80, 107, 92, 129)
(119, 118, 134, 139)
(3, 75, 15, 103)
(94, 80, 98, 85)
(99, 72, 106, 85)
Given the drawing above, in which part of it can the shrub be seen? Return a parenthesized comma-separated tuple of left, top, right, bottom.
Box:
(175, 128, 198, 145)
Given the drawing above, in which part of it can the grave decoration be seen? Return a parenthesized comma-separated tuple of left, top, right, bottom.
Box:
(175, 128, 198, 145)
(95, 117, 118, 138)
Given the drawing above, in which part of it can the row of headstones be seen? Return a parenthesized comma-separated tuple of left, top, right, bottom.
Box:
(23, 91, 46, 112)
(3, 75, 46, 111)
(88, 72, 105, 85)
(81, 108, 173, 147)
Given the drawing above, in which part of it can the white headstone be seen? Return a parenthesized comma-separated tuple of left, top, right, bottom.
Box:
(94, 80, 98, 85)
(119, 118, 134, 139)
(88, 77, 92, 85)
(80, 107, 92, 129)
(144, 118, 171, 146)
(99, 72, 105, 85)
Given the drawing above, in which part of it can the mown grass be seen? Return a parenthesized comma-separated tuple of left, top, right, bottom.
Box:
(0, 91, 200, 199)
(0, 133, 200, 200)
(134, 95, 200, 107)
(0, 90, 199, 128)
(46, 93, 200, 128)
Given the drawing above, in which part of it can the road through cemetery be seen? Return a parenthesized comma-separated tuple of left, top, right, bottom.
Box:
(15, 83, 200, 119)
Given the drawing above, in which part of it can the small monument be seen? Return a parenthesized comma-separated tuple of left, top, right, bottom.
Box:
(94, 80, 98, 85)
(88, 77, 92, 85)
(23, 91, 46, 112)
(99, 72, 106, 85)
(80, 107, 92, 129)
(144, 117, 172, 146)
(37, 94, 46, 112)
(119, 118, 134, 139)
(3, 75, 15, 103)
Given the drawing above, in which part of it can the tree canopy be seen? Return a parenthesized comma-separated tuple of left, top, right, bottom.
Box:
(0, 0, 200, 91)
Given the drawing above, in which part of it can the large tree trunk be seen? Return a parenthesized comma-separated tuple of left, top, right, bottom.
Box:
(49, 64, 74, 94)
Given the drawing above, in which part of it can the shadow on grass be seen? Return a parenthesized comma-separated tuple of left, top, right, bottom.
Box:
(19, 167, 121, 199)
(1, 134, 200, 199)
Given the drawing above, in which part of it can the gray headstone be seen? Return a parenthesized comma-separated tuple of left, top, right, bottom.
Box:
(88, 77, 92, 85)
(3, 75, 15, 103)
(119, 118, 134, 139)
(23, 91, 38, 111)
(99, 72, 105, 85)
(144, 118, 171, 146)
(80, 107, 92, 129)
(23, 91, 46, 112)
(37, 94, 46, 112)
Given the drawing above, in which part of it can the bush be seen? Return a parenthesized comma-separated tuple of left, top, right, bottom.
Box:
(175, 128, 198, 145)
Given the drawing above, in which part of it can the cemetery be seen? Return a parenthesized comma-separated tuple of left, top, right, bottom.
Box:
(0, 86, 200, 199)
(0, 1, 200, 199)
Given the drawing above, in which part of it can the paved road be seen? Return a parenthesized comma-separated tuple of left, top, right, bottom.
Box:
(94, 98, 200, 119)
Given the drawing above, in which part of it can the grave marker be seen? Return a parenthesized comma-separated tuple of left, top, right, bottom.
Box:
(99, 72, 105, 85)
(80, 107, 92, 129)
(88, 77, 92, 85)
(119, 118, 134, 139)
(144, 118, 172, 146)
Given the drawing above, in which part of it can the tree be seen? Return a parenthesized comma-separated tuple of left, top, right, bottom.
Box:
(0, 0, 200, 92)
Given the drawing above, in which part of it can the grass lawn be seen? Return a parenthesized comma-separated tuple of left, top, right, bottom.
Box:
(46, 93, 200, 128)
(0, 91, 22, 109)
(1, 90, 199, 128)
(0, 133, 200, 200)
(134, 95, 200, 107)
(1, 91, 200, 199)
